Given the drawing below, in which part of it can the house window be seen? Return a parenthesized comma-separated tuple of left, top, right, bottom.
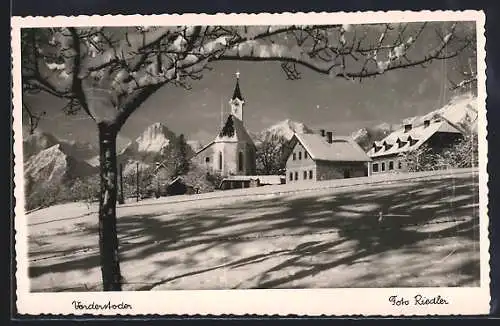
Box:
(205, 157, 210, 163)
(293, 153, 296, 160)
(304, 152, 308, 159)
(303, 170, 307, 179)
(298, 152, 302, 160)
(389, 161, 394, 170)
(294, 171, 298, 180)
(218, 151, 223, 170)
(309, 170, 313, 179)
(289, 172, 293, 181)
(238, 151, 244, 171)
(372, 163, 379, 172)
(381, 162, 386, 171)
(398, 160, 402, 169)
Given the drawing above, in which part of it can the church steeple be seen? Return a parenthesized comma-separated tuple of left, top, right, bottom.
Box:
(232, 71, 244, 101)
(229, 71, 245, 121)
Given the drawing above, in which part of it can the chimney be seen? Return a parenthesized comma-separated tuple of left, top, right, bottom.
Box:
(326, 131, 333, 144)
(320, 129, 326, 137)
(404, 124, 412, 133)
(424, 119, 430, 128)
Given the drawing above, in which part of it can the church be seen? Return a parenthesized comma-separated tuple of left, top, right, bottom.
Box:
(192, 72, 257, 177)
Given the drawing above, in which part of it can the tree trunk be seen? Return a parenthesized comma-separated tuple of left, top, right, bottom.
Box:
(97, 122, 122, 291)
(118, 163, 124, 205)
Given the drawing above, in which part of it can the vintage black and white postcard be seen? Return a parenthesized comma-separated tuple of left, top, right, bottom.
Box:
(11, 10, 489, 316)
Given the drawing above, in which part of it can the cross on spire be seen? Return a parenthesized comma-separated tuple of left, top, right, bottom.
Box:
(235, 71, 240, 79)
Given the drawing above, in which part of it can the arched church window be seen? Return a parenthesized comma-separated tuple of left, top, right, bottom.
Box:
(219, 151, 223, 170)
(238, 151, 244, 171)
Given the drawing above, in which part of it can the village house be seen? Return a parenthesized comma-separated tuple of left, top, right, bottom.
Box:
(192, 72, 257, 177)
(285, 130, 372, 183)
(366, 119, 463, 174)
(145, 162, 197, 197)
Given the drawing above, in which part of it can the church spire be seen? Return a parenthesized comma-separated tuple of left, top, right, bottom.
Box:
(229, 71, 245, 121)
(231, 71, 244, 101)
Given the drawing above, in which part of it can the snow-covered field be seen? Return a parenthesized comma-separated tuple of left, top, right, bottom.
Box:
(27, 168, 480, 291)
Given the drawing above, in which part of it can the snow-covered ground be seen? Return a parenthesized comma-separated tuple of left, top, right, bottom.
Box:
(27, 168, 480, 291)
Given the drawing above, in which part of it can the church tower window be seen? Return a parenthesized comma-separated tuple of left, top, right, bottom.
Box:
(238, 151, 244, 171)
(218, 151, 223, 170)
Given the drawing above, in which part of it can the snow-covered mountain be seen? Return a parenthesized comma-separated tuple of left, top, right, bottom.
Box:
(404, 93, 478, 131)
(352, 93, 478, 150)
(120, 123, 178, 161)
(23, 130, 98, 162)
(118, 122, 196, 176)
(23, 131, 59, 159)
(187, 140, 203, 152)
(255, 119, 314, 142)
(24, 144, 97, 193)
(22, 131, 99, 208)
(59, 139, 98, 162)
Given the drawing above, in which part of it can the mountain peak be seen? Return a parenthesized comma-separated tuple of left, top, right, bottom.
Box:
(23, 131, 98, 161)
(351, 93, 478, 151)
(263, 119, 313, 140)
(134, 123, 177, 153)
(148, 122, 167, 129)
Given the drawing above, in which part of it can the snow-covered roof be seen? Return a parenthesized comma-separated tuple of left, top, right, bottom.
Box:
(224, 175, 284, 184)
(193, 141, 214, 156)
(168, 176, 185, 186)
(215, 114, 255, 145)
(292, 133, 371, 162)
(192, 114, 255, 158)
(366, 119, 462, 158)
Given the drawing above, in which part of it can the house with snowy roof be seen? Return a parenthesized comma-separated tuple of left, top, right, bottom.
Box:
(285, 130, 372, 183)
(366, 118, 463, 174)
(192, 72, 257, 176)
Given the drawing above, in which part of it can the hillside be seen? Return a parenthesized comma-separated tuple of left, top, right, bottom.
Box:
(352, 93, 478, 150)
(23, 130, 99, 162)
(23, 131, 59, 159)
(24, 144, 98, 208)
(27, 168, 479, 292)
(404, 93, 478, 130)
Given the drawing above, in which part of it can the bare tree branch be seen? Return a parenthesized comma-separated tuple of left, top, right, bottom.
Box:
(22, 102, 45, 135)
(23, 22, 472, 125)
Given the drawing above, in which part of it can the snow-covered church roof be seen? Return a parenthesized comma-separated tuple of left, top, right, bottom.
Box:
(194, 114, 255, 156)
(215, 114, 254, 144)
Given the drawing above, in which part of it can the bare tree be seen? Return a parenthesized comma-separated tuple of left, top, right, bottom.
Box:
(20, 22, 473, 291)
(447, 22, 477, 92)
(255, 132, 288, 175)
(22, 102, 45, 135)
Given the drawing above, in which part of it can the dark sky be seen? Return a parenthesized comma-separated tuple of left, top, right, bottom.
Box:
(23, 23, 473, 148)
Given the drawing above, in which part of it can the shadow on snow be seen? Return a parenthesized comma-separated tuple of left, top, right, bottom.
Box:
(29, 172, 480, 291)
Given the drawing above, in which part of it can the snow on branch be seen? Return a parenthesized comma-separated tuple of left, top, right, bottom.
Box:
(22, 22, 474, 125)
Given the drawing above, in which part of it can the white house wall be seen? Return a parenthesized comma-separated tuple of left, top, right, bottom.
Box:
(369, 156, 408, 175)
(316, 161, 367, 180)
(285, 141, 316, 183)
